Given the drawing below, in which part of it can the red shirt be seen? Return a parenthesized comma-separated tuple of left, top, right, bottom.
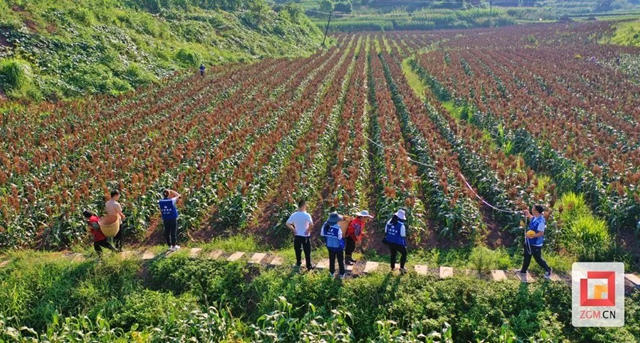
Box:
(88, 215, 106, 242)
(347, 217, 366, 241)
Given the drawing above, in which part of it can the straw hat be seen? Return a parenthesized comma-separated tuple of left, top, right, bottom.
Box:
(353, 210, 374, 218)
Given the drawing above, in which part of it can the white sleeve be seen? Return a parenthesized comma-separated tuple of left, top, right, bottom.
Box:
(337, 227, 343, 239)
(286, 215, 294, 225)
(307, 213, 313, 226)
(538, 221, 545, 232)
(400, 224, 406, 237)
(320, 222, 327, 237)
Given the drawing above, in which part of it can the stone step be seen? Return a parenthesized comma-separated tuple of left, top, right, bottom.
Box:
(548, 273, 562, 282)
(227, 252, 245, 262)
(625, 274, 640, 288)
(142, 250, 156, 260)
(120, 250, 139, 259)
(207, 250, 224, 259)
(189, 248, 203, 258)
(270, 256, 284, 266)
(516, 271, 536, 283)
(414, 265, 428, 275)
(70, 253, 85, 262)
(249, 253, 267, 264)
(363, 261, 379, 273)
(439, 266, 453, 279)
(316, 259, 330, 269)
(491, 270, 507, 281)
(0, 259, 10, 268)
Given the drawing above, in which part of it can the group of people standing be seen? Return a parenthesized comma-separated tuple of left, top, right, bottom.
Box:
(83, 189, 551, 281)
(286, 200, 408, 279)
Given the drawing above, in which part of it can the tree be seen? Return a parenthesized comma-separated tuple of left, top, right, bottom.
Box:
(334, 2, 352, 13)
(319, 0, 334, 13)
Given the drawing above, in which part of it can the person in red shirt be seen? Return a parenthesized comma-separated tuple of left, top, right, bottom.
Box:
(83, 211, 116, 256)
(345, 210, 374, 265)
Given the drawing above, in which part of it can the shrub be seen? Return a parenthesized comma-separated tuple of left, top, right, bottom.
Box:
(0, 58, 40, 99)
(176, 48, 202, 67)
(554, 192, 612, 261)
(569, 216, 611, 261)
(468, 246, 498, 274)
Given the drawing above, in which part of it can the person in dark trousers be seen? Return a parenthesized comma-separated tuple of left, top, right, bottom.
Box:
(199, 64, 205, 77)
(286, 200, 314, 270)
(345, 210, 373, 265)
(517, 204, 552, 279)
(384, 209, 408, 273)
(321, 212, 346, 279)
(83, 211, 116, 256)
(158, 189, 181, 252)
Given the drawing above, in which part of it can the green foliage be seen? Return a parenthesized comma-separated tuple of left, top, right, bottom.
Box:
(1, 251, 639, 341)
(0, 58, 41, 100)
(324, 8, 518, 32)
(468, 245, 499, 273)
(0, 0, 323, 101)
(175, 48, 202, 67)
(320, 0, 334, 13)
(555, 192, 612, 261)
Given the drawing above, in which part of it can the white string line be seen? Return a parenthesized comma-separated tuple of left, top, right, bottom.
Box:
(353, 128, 521, 215)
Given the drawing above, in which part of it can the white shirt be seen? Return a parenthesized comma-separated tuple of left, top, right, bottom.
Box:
(287, 211, 313, 237)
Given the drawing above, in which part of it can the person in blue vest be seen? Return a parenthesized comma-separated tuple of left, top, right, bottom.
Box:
(517, 204, 552, 279)
(321, 212, 346, 279)
(199, 64, 205, 77)
(158, 189, 181, 252)
(384, 209, 408, 273)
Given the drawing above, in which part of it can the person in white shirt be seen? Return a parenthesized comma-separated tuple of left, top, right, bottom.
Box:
(105, 190, 125, 251)
(286, 200, 314, 270)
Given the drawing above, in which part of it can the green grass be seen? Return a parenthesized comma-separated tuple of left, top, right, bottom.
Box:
(609, 19, 640, 46)
(1, 249, 639, 341)
(0, 0, 324, 101)
(401, 58, 427, 101)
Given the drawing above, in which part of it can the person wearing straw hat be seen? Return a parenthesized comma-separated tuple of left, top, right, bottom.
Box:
(517, 204, 552, 279)
(83, 211, 116, 256)
(384, 209, 408, 273)
(159, 189, 181, 252)
(321, 212, 346, 279)
(105, 190, 125, 251)
(345, 210, 374, 265)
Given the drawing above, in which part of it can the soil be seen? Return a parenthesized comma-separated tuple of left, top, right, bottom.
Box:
(0, 34, 10, 48)
(480, 205, 515, 249)
(24, 20, 38, 33)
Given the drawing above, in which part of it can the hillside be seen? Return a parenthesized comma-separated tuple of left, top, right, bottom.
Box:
(0, 0, 324, 101)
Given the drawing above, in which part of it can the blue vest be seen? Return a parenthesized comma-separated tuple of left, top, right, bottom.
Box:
(324, 224, 345, 251)
(385, 221, 406, 246)
(526, 216, 545, 246)
(158, 198, 178, 220)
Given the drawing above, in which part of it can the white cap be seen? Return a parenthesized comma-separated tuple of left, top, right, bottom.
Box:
(354, 210, 374, 218)
(394, 209, 407, 221)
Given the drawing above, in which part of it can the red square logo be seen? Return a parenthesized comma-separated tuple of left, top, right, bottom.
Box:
(580, 271, 616, 307)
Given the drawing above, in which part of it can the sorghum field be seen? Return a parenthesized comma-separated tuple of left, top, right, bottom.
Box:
(1, 21, 640, 342)
(2, 22, 639, 262)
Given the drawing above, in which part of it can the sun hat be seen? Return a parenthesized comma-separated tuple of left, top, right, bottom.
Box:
(326, 213, 342, 225)
(354, 210, 374, 218)
(394, 209, 407, 221)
